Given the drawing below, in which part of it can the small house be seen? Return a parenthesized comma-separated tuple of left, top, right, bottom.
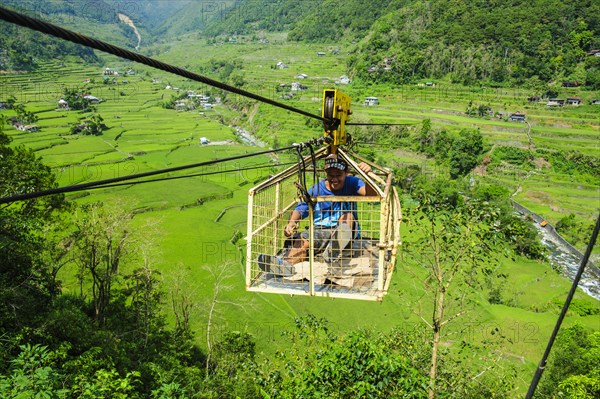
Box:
(295, 73, 308, 79)
(566, 97, 581, 106)
(561, 81, 580, 88)
(83, 95, 101, 104)
(200, 137, 209, 145)
(509, 113, 526, 122)
(368, 66, 377, 73)
(591, 99, 600, 105)
(15, 123, 38, 132)
(58, 99, 69, 109)
(276, 61, 288, 69)
(0, 102, 9, 110)
(364, 97, 379, 106)
(337, 75, 351, 85)
(174, 100, 187, 111)
(317, 52, 326, 57)
(291, 82, 307, 91)
(527, 96, 540, 102)
(22, 125, 38, 132)
(546, 98, 564, 107)
(588, 50, 600, 57)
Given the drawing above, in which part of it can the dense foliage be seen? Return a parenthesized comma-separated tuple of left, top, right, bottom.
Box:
(535, 324, 600, 398)
(0, 21, 98, 71)
(347, 0, 600, 86)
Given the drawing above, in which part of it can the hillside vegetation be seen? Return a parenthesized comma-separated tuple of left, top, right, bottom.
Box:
(4, 0, 599, 87)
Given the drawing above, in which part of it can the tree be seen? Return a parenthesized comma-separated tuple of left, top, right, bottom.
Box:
(404, 200, 494, 398)
(202, 262, 249, 374)
(69, 202, 134, 326)
(13, 103, 38, 125)
(70, 113, 106, 136)
(449, 129, 484, 179)
(61, 87, 91, 111)
(260, 315, 428, 398)
(0, 124, 65, 341)
(0, 344, 68, 399)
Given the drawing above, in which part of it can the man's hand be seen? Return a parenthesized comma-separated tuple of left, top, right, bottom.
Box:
(284, 222, 298, 237)
(357, 162, 372, 173)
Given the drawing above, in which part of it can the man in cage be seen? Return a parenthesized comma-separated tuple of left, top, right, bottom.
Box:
(258, 154, 372, 276)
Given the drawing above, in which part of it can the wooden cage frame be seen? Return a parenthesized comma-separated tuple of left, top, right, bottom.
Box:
(245, 147, 401, 301)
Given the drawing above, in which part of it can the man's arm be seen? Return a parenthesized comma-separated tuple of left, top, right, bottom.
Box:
(285, 210, 303, 237)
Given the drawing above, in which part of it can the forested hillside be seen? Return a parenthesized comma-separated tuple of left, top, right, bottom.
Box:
(347, 0, 600, 86)
(185, 0, 600, 86)
(0, 0, 154, 70)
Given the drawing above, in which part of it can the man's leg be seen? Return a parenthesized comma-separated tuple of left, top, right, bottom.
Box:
(337, 212, 356, 229)
(323, 212, 356, 263)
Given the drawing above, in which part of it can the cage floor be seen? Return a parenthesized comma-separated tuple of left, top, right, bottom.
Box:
(249, 255, 382, 298)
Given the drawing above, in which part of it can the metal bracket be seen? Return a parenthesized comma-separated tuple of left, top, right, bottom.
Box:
(322, 89, 352, 149)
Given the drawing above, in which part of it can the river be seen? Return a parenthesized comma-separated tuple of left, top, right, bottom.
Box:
(534, 222, 600, 300)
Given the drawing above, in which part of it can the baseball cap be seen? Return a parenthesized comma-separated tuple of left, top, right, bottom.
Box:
(324, 155, 348, 171)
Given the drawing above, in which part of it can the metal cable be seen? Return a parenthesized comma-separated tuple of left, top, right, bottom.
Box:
(0, 146, 296, 204)
(86, 161, 296, 191)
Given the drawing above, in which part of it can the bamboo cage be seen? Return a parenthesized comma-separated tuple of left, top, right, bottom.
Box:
(245, 148, 401, 301)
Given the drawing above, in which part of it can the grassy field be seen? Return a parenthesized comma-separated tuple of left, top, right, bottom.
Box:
(2, 31, 599, 395)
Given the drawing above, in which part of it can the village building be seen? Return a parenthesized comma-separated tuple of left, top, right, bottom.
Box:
(103, 67, 119, 76)
(13, 122, 39, 132)
(509, 113, 526, 122)
(591, 99, 600, 105)
(364, 96, 379, 106)
(83, 95, 101, 104)
(58, 99, 69, 109)
(546, 98, 564, 107)
(566, 97, 581, 106)
(295, 73, 308, 79)
(336, 75, 351, 85)
(561, 81, 579, 88)
(527, 96, 541, 102)
(317, 52, 326, 57)
(276, 61, 288, 69)
(174, 100, 188, 111)
(291, 82, 307, 91)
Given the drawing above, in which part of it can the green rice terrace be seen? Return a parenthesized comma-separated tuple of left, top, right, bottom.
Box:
(1, 30, 599, 397)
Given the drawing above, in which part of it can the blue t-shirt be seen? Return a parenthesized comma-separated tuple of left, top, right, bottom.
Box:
(295, 176, 365, 228)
